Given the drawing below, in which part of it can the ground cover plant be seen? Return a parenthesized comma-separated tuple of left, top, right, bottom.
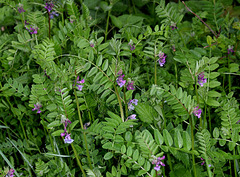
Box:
(0, 0, 240, 176)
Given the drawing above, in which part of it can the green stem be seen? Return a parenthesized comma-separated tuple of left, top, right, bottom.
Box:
(48, 11, 51, 39)
(230, 160, 232, 176)
(123, 87, 128, 118)
(129, 53, 133, 73)
(174, 60, 178, 88)
(19, 116, 31, 153)
(74, 88, 93, 169)
(177, 30, 187, 48)
(114, 84, 125, 122)
(84, 95, 92, 123)
(105, 10, 111, 42)
(204, 154, 212, 177)
(228, 54, 231, 93)
(190, 115, 197, 177)
(46, 128, 55, 153)
(194, 76, 201, 129)
(131, 0, 137, 14)
(71, 143, 86, 177)
(208, 107, 211, 133)
(233, 148, 237, 177)
(167, 153, 173, 172)
(154, 56, 157, 85)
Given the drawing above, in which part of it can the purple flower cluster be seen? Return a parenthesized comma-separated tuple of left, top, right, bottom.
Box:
(116, 70, 126, 87)
(198, 72, 207, 87)
(128, 99, 138, 111)
(32, 103, 42, 114)
(193, 106, 202, 118)
(50, 11, 59, 19)
(45, 3, 54, 12)
(25, 21, 38, 34)
(18, 6, 25, 13)
(74, 76, 85, 91)
(152, 155, 165, 171)
(157, 52, 166, 67)
(127, 81, 134, 90)
(128, 39, 135, 51)
(227, 45, 234, 54)
(61, 116, 74, 144)
(7, 168, 15, 177)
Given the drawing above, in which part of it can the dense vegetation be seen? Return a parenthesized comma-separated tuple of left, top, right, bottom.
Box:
(0, 0, 240, 176)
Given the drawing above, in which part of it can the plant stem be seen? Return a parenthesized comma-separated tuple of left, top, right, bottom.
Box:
(114, 84, 125, 122)
(233, 148, 237, 177)
(194, 76, 201, 129)
(123, 87, 128, 118)
(190, 115, 197, 177)
(74, 88, 93, 169)
(228, 54, 231, 93)
(71, 143, 86, 177)
(105, 10, 111, 42)
(155, 56, 157, 85)
(47, 11, 51, 39)
(84, 95, 92, 123)
(204, 154, 212, 177)
(19, 116, 31, 152)
(208, 107, 211, 132)
(129, 53, 133, 73)
(174, 60, 178, 88)
(167, 153, 173, 172)
(182, 1, 218, 38)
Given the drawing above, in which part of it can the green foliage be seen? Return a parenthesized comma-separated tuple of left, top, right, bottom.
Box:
(0, 0, 240, 176)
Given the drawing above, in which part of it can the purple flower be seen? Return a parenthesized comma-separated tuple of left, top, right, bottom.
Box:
(127, 81, 134, 90)
(18, 6, 25, 13)
(128, 99, 138, 111)
(64, 119, 72, 128)
(128, 114, 136, 120)
(198, 72, 207, 87)
(237, 120, 240, 124)
(154, 165, 161, 171)
(45, 3, 54, 12)
(61, 132, 66, 137)
(90, 40, 94, 47)
(157, 52, 166, 67)
(64, 133, 74, 144)
(116, 72, 126, 87)
(128, 39, 135, 51)
(26, 26, 38, 34)
(152, 155, 165, 171)
(74, 76, 85, 91)
(7, 168, 15, 177)
(170, 22, 177, 30)
(227, 45, 234, 54)
(32, 103, 42, 114)
(77, 85, 83, 91)
(131, 99, 138, 105)
(50, 11, 59, 19)
(193, 106, 202, 118)
(201, 157, 205, 165)
(126, 114, 137, 127)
